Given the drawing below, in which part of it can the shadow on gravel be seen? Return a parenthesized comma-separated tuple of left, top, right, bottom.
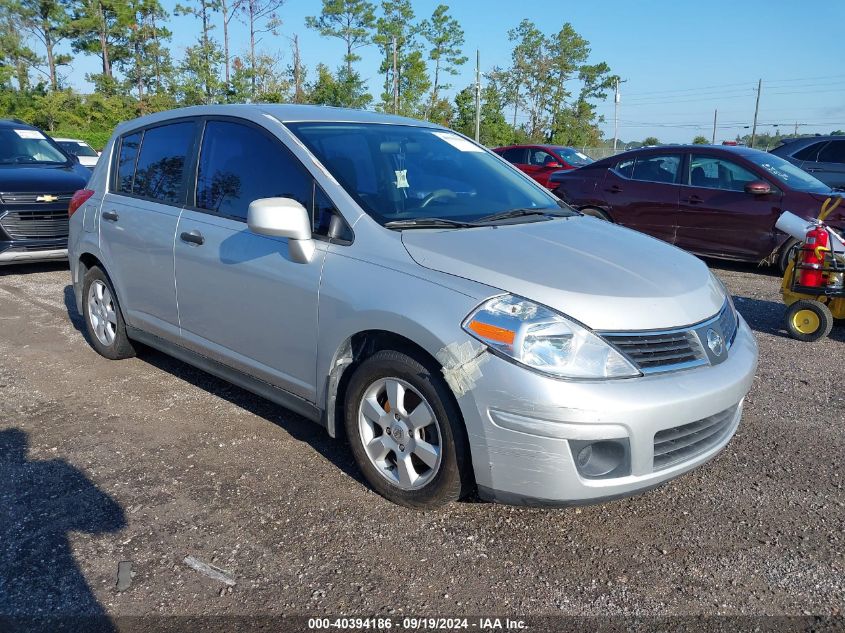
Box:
(0, 261, 69, 278)
(136, 348, 365, 486)
(0, 428, 124, 632)
(63, 285, 85, 334)
(731, 295, 791, 338)
(61, 288, 364, 487)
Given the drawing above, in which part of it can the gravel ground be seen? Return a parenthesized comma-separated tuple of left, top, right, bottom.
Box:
(0, 260, 843, 625)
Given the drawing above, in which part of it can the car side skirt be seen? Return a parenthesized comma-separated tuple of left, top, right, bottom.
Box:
(127, 327, 324, 426)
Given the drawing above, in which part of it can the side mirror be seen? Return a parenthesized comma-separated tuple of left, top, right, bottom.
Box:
(545, 160, 562, 169)
(745, 180, 771, 195)
(247, 197, 315, 263)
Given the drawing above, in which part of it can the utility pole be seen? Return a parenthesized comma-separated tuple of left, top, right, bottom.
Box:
(474, 50, 481, 142)
(613, 78, 620, 151)
(750, 78, 762, 148)
(794, 121, 799, 137)
(392, 36, 398, 114)
(712, 109, 718, 144)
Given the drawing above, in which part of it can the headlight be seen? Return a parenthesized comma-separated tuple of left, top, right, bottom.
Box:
(462, 295, 640, 379)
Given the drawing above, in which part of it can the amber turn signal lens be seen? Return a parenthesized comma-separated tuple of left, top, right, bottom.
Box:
(467, 320, 515, 345)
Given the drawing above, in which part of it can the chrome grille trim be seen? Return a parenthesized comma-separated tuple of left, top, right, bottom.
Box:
(0, 210, 69, 239)
(0, 192, 75, 204)
(653, 404, 739, 471)
(600, 301, 737, 375)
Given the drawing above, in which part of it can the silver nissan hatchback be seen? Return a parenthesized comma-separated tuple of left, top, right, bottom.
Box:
(68, 105, 757, 508)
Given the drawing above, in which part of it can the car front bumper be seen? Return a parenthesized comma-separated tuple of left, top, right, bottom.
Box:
(459, 315, 758, 506)
(0, 241, 68, 265)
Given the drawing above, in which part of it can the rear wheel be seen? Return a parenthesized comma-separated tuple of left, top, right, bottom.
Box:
(344, 349, 471, 508)
(785, 299, 833, 342)
(82, 266, 136, 360)
(580, 207, 612, 222)
(778, 238, 800, 273)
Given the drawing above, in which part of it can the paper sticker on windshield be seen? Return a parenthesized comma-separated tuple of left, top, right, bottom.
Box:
(14, 129, 45, 140)
(575, 151, 589, 160)
(432, 132, 483, 152)
(395, 169, 409, 189)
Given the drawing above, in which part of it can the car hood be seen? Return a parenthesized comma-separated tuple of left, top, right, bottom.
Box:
(401, 216, 725, 331)
(0, 163, 89, 192)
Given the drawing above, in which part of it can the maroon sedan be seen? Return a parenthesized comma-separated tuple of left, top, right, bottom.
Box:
(551, 145, 845, 270)
(493, 144, 593, 189)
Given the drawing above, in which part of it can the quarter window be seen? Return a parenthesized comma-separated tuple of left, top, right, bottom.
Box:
(132, 122, 194, 204)
(793, 141, 826, 162)
(817, 140, 845, 164)
(116, 132, 141, 194)
(195, 120, 311, 221)
(631, 155, 681, 184)
(613, 158, 635, 179)
(689, 155, 758, 192)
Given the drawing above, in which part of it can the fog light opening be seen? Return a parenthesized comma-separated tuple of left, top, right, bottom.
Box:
(571, 439, 630, 479)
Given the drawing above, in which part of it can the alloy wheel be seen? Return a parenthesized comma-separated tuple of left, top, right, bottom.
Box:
(357, 377, 442, 490)
(87, 280, 117, 347)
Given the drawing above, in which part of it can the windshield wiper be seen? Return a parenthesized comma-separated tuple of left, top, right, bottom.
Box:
(476, 208, 569, 223)
(384, 217, 483, 229)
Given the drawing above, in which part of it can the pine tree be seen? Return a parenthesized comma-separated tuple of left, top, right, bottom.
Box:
(306, 0, 375, 77)
(420, 4, 465, 119)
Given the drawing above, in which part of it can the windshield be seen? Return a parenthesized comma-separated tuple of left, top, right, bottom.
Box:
(552, 146, 594, 167)
(58, 140, 98, 158)
(0, 128, 69, 165)
(746, 152, 829, 192)
(286, 122, 561, 225)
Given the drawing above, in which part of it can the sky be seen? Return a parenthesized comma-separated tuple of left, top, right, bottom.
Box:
(64, 0, 845, 145)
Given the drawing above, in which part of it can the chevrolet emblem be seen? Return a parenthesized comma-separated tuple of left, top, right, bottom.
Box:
(36, 194, 58, 202)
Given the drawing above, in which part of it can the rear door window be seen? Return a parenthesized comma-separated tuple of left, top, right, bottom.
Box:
(501, 147, 527, 164)
(195, 120, 311, 221)
(132, 122, 195, 204)
(115, 132, 141, 194)
(817, 140, 845, 164)
(613, 157, 635, 179)
(793, 141, 827, 162)
(631, 155, 681, 184)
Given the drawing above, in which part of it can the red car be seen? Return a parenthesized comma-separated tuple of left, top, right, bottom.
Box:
(551, 145, 845, 270)
(493, 144, 594, 188)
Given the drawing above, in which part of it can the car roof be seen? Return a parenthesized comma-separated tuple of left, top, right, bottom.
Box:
(0, 118, 38, 129)
(599, 144, 772, 163)
(113, 104, 445, 136)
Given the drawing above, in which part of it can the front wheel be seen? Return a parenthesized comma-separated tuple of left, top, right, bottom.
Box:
(344, 350, 471, 508)
(785, 299, 833, 342)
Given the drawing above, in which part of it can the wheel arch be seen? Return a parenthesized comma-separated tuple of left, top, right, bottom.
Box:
(323, 328, 456, 440)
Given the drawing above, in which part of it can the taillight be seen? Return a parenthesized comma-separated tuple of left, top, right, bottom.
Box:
(69, 189, 95, 218)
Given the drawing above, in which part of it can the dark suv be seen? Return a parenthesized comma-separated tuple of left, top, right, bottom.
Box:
(0, 119, 90, 265)
(770, 135, 845, 189)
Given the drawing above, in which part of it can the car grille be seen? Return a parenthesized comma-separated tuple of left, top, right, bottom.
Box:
(653, 404, 739, 471)
(0, 191, 74, 240)
(602, 330, 705, 372)
(601, 301, 737, 375)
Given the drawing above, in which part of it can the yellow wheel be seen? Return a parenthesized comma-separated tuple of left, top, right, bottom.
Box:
(785, 300, 833, 342)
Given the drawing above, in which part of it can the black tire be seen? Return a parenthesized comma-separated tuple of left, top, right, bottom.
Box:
(344, 349, 472, 509)
(81, 266, 136, 360)
(778, 238, 800, 273)
(581, 207, 612, 222)
(785, 300, 834, 342)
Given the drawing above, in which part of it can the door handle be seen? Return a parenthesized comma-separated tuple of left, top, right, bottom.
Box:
(606, 185, 623, 193)
(102, 210, 119, 222)
(684, 196, 704, 205)
(180, 230, 205, 246)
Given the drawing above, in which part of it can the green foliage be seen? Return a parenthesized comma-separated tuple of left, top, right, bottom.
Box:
(643, 136, 659, 145)
(306, 0, 376, 74)
(692, 135, 709, 144)
(420, 4, 466, 117)
(1, 4, 615, 153)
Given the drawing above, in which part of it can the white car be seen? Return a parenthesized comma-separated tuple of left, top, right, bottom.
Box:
(53, 137, 99, 169)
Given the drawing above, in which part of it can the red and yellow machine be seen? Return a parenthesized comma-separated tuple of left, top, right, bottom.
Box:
(780, 197, 845, 341)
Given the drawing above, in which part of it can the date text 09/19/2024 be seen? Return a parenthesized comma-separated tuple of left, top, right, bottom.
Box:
(307, 617, 528, 630)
